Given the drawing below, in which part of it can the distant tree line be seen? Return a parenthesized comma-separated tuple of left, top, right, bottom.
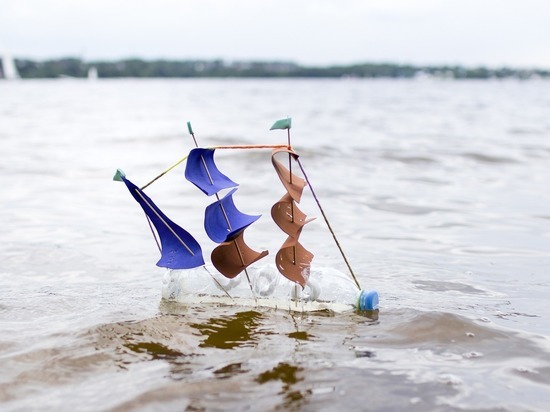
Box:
(13, 57, 550, 79)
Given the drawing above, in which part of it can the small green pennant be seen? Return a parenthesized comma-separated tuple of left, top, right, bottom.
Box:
(187, 121, 194, 135)
(270, 117, 292, 130)
(113, 168, 126, 182)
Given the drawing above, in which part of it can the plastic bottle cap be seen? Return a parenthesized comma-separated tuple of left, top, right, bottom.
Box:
(358, 290, 379, 311)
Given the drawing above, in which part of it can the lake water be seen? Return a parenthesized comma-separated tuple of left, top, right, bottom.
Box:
(1, 78, 549, 411)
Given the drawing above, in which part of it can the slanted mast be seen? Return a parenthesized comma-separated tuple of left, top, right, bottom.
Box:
(185, 147, 268, 279)
(184, 148, 237, 196)
(114, 169, 205, 270)
(204, 188, 261, 243)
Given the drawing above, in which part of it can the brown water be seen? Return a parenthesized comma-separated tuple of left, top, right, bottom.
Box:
(1, 79, 549, 411)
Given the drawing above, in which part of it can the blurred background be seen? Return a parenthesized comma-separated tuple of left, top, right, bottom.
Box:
(2, 0, 550, 77)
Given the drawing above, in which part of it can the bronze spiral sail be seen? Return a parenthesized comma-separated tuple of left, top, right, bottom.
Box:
(271, 148, 315, 287)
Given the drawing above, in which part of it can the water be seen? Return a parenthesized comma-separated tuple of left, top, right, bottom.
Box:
(1, 78, 549, 411)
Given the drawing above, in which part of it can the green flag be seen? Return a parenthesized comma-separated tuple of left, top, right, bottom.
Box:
(113, 168, 126, 182)
(270, 117, 292, 130)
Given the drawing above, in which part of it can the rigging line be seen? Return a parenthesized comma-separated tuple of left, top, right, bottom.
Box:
(202, 266, 233, 299)
(140, 145, 290, 191)
(145, 214, 162, 253)
(233, 241, 258, 303)
(295, 158, 362, 291)
(209, 144, 288, 150)
(141, 154, 189, 191)
(244, 268, 258, 304)
(134, 189, 195, 255)
(287, 128, 293, 185)
(232, 251, 261, 303)
(210, 141, 296, 230)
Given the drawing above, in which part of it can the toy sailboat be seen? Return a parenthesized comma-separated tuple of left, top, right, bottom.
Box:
(114, 118, 378, 312)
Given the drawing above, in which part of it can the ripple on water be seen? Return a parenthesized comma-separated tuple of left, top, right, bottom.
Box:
(461, 152, 520, 164)
(367, 201, 450, 215)
(2, 79, 550, 412)
(2, 306, 549, 411)
(412, 280, 488, 295)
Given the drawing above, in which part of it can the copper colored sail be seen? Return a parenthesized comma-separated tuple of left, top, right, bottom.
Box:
(271, 193, 315, 238)
(270, 148, 315, 287)
(272, 148, 307, 202)
(275, 236, 314, 287)
(211, 231, 269, 279)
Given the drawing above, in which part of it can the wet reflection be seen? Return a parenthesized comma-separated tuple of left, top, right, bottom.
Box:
(256, 362, 303, 385)
(354, 348, 376, 358)
(123, 341, 185, 360)
(89, 315, 201, 379)
(256, 362, 308, 409)
(356, 309, 379, 322)
(191, 310, 265, 349)
(287, 331, 310, 341)
(213, 362, 248, 379)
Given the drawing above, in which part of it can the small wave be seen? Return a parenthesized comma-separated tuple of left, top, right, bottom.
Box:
(512, 366, 550, 385)
(82, 316, 203, 369)
(461, 152, 519, 164)
(382, 153, 439, 164)
(367, 201, 449, 215)
(401, 176, 449, 185)
(413, 280, 488, 295)
(451, 246, 545, 256)
(508, 127, 545, 135)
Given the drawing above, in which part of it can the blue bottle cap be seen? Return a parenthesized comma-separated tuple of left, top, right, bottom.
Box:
(357, 290, 379, 311)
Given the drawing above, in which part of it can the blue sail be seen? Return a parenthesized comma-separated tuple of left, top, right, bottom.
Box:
(204, 188, 261, 243)
(121, 176, 205, 269)
(185, 148, 238, 196)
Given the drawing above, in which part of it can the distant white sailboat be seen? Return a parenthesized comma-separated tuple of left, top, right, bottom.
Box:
(1, 53, 19, 80)
(87, 66, 98, 80)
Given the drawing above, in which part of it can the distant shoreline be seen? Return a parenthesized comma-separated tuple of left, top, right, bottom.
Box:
(5, 57, 550, 80)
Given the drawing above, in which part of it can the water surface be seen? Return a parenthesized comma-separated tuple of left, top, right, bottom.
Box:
(1, 78, 549, 411)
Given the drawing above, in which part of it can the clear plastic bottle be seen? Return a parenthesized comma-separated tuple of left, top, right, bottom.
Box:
(162, 264, 379, 313)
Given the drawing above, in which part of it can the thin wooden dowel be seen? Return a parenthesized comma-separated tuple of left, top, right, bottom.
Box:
(203, 266, 233, 299)
(141, 155, 189, 190)
(134, 189, 195, 255)
(145, 214, 162, 253)
(296, 158, 362, 291)
(232, 241, 258, 303)
(210, 144, 288, 150)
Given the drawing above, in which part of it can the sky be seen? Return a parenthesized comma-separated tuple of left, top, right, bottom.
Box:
(1, 0, 550, 68)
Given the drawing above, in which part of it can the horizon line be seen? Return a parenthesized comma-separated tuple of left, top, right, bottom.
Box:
(7, 55, 550, 71)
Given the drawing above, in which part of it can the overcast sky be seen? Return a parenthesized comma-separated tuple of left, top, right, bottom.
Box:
(1, 0, 549, 68)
